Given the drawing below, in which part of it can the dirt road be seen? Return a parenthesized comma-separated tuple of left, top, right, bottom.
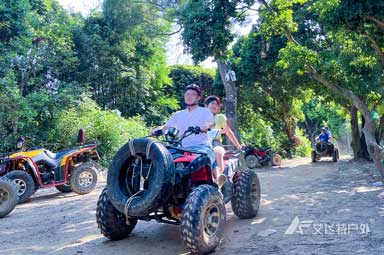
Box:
(1, 157, 383, 255)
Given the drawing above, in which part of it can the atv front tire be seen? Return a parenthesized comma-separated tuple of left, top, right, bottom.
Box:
(231, 170, 261, 219)
(181, 185, 225, 254)
(311, 150, 317, 163)
(70, 163, 98, 195)
(96, 188, 137, 240)
(0, 177, 19, 218)
(245, 155, 260, 169)
(332, 149, 339, 162)
(5, 170, 35, 203)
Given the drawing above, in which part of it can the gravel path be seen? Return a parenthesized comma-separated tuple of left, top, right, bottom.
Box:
(1, 156, 383, 255)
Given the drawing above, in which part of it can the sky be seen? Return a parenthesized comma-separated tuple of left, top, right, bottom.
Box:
(57, 0, 258, 68)
(57, 0, 102, 15)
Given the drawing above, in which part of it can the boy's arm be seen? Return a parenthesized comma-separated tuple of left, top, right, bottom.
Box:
(223, 126, 243, 150)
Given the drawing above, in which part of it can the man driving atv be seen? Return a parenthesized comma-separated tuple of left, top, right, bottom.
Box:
(205, 95, 243, 186)
(316, 127, 330, 143)
(151, 84, 216, 164)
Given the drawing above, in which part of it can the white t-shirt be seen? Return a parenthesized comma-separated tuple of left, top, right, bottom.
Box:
(165, 106, 214, 147)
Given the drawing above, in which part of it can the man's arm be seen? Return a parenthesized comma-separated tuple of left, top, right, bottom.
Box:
(150, 112, 177, 135)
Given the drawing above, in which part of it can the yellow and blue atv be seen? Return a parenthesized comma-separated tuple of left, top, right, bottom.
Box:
(0, 129, 100, 203)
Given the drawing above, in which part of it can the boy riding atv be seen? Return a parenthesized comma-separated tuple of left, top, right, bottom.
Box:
(205, 95, 244, 186)
(96, 84, 261, 254)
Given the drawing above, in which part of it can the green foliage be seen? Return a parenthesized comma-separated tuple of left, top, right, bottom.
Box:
(0, 0, 178, 164)
(177, 0, 255, 61)
(74, 1, 176, 125)
(300, 96, 349, 140)
(48, 99, 149, 166)
(238, 102, 282, 151)
(0, 0, 30, 43)
(168, 65, 217, 105)
(294, 128, 312, 157)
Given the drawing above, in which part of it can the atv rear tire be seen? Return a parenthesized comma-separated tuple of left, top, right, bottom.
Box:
(56, 184, 73, 193)
(181, 185, 225, 254)
(107, 138, 175, 217)
(231, 170, 261, 219)
(271, 154, 282, 166)
(311, 150, 317, 163)
(5, 170, 35, 203)
(245, 155, 260, 169)
(96, 188, 137, 240)
(0, 177, 19, 218)
(70, 163, 98, 195)
(332, 149, 339, 162)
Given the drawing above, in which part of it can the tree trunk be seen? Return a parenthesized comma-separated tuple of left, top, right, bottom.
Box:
(358, 115, 370, 159)
(282, 108, 298, 158)
(216, 60, 241, 141)
(350, 105, 362, 160)
(362, 113, 384, 181)
(376, 114, 384, 144)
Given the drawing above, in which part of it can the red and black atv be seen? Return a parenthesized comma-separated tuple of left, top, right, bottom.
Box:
(0, 129, 100, 203)
(96, 126, 261, 254)
(243, 145, 282, 169)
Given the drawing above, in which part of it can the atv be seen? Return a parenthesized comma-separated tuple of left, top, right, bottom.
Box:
(243, 145, 282, 169)
(96, 126, 261, 254)
(0, 177, 18, 218)
(311, 140, 339, 163)
(0, 129, 100, 203)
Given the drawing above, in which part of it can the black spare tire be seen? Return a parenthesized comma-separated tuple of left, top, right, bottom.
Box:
(315, 141, 328, 155)
(107, 138, 175, 217)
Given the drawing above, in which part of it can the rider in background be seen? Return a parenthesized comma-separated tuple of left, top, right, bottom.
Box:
(325, 126, 333, 141)
(205, 95, 243, 186)
(316, 127, 330, 143)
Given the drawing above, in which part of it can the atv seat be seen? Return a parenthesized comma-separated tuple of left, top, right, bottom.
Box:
(44, 149, 76, 160)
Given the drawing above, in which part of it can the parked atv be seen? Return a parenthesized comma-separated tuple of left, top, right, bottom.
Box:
(0, 177, 18, 218)
(96, 126, 261, 254)
(0, 129, 100, 203)
(311, 141, 339, 163)
(243, 145, 282, 169)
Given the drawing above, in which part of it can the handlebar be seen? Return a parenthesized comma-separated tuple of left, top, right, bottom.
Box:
(150, 126, 210, 147)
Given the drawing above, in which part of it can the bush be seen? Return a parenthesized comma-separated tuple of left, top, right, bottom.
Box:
(48, 98, 149, 167)
(293, 128, 312, 157)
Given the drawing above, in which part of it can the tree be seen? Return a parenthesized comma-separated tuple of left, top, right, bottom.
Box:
(259, 0, 384, 180)
(231, 28, 312, 156)
(176, 0, 257, 139)
(168, 64, 217, 107)
(74, 0, 178, 125)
